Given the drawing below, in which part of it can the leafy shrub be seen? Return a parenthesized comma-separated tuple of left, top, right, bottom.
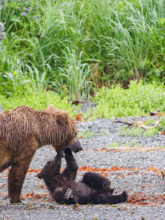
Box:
(91, 81, 165, 119)
(0, 91, 76, 115)
(159, 116, 165, 131)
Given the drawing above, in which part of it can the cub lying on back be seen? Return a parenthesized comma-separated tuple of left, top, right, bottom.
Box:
(37, 148, 128, 205)
(0, 105, 82, 203)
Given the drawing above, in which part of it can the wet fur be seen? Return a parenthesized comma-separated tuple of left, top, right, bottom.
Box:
(38, 149, 128, 205)
(0, 105, 80, 203)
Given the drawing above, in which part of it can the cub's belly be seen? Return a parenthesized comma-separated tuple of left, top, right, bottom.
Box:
(69, 182, 94, 204)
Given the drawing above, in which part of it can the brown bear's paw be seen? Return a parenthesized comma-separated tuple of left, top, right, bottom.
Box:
(10, 199, 21, 204)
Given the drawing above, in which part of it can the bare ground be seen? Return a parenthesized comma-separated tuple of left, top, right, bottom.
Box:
(0, 117, 165, 220)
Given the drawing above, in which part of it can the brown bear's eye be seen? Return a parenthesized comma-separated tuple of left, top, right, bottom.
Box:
(47, 161, 51, 165)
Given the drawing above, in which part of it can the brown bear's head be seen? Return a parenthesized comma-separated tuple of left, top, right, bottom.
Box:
(46, 104, 83, 153)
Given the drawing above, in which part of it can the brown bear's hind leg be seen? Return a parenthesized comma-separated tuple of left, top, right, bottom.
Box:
(8, 151, 35, 203)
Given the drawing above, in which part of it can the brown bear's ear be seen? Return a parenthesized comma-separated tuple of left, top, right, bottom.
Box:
(37, 172, 44, 179)
(46, 104, 56, 112)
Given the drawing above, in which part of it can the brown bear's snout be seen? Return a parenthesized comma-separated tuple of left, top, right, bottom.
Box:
(67, 137, 82, 153)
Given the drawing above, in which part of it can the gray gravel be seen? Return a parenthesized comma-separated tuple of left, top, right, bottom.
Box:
(0, 116, 165, 220)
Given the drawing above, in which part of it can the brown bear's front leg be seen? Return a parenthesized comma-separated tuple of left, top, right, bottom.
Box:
(8, 152, 35, 203)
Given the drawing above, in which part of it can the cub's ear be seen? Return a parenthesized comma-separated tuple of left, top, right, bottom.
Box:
(37, 172, 44, 179)
(46, 104, 56, 112)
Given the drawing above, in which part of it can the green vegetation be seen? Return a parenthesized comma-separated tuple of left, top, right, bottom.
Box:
(108, 140, 139, 148)
(1, 0, 165, 102)
(78, 130, 94, 138)
(145, 128, 159, 137)
(90, 81, 165, 119)
(109, 142, 120, 148)
(97, 129, 109, 136)
(118, 116, 165, 137)
(159, 116, 165, 131)
(120, 126, 144, 137)
(0, 91, 76, 115)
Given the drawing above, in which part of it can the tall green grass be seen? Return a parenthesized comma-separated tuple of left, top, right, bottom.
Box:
(0, 0, 165, 99)
(58, 49, 92, 100)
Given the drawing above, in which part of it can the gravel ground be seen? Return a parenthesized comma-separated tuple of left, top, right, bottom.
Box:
(0, 114, 165, 220)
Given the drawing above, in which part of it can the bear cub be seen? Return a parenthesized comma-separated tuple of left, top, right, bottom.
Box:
(37, 148, 128, 205)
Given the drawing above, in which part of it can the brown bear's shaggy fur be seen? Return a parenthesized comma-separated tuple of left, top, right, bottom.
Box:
(0, 105, 81, 203)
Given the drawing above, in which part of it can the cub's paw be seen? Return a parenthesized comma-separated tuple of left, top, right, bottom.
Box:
(64, 188, 73, 200)
(102, 180, 111, 190)
(121, 191, 128, 202)
(58, 150, 65, 157)
(109, 188, 114, 194)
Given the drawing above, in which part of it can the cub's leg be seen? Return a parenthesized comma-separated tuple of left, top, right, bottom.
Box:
(62, 148, 78, 181)
(93, 191, 128, 205)
(82, 172, 111, 190)
(8, 151, 35, 203)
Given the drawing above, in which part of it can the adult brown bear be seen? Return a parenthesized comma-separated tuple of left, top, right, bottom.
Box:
(0, 105, 82, 203)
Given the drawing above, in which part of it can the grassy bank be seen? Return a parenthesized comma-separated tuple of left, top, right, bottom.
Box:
(0, 0, 165, 100)
(0, 91, 77, 115)
(88, 81, 165, 119)
(1, 82, 164, 121)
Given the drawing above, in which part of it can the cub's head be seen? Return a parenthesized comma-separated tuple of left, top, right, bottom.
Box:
(37, 155, 61, 179)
